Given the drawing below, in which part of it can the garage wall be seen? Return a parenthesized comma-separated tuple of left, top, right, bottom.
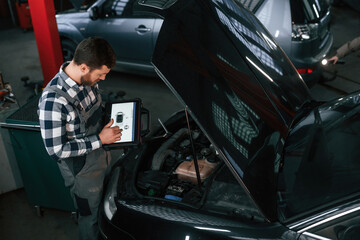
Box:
(0, 0, 75, 28)
(0, 0, 10, 18)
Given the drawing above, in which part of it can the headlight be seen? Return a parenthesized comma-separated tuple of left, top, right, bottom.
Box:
(321, 59, 328, 66)
(104, 167, 120, 220)
(291, 23, 318, 41)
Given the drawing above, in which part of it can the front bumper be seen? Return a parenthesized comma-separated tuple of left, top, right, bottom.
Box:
(98, 203, 134, 240)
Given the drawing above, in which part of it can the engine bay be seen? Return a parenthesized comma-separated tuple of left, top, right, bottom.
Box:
(136, 126, 221, 204)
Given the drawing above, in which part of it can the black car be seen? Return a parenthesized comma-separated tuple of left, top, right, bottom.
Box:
(98, 0, 360, 239)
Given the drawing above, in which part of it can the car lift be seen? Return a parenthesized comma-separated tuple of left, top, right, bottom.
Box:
(28, 0, 63, 87)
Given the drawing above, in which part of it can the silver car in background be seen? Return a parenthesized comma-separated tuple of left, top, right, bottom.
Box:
(56, 0, 163, 76)
(238, 0, 333, 86)
(56, 0, 333, 85)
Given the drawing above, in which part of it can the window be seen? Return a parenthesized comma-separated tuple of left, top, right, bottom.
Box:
(290, 0, 330, 24)
(103, 0, 134, 17)
(233, 0, 264, 12)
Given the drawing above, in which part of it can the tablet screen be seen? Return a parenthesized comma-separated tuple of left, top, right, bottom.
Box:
(110, 101, 136, 143)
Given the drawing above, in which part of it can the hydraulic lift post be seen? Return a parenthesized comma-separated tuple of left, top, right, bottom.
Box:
(28, 0, 63, 87)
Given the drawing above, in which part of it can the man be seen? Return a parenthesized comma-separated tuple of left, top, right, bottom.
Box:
(38, 37, 122, 240)
(329, 36, 360, 64)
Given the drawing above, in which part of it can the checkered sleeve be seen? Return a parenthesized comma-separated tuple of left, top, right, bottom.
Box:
(38, 91, 102, 161)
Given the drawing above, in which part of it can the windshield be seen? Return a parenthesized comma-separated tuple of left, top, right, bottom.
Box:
(279, 94, 360, 222)
(58, 0, 97, 12)
(233, 0, 264, 12)
(290, 0, 330, 24)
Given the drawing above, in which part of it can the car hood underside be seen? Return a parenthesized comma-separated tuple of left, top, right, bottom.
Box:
(150, 0, 313, 221)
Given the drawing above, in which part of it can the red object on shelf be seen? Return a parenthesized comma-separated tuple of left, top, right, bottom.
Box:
(15, 1, 32, 30)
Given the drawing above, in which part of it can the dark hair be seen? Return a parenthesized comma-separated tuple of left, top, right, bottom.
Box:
(73, 37, 116, 70)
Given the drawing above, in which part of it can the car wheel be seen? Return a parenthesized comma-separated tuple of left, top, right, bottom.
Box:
(61, 39, 77, 62)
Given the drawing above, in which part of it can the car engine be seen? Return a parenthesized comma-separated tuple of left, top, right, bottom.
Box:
(136, 127, 221, 204)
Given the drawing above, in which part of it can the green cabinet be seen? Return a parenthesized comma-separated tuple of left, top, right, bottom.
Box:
(3, 97, 75, 212)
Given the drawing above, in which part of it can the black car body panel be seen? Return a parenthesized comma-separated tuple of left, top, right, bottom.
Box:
(152, 0, 312, 221)
(98, 0, 360, 239)
(281, 91, 360, 222)
(98, 113, 300, 239)
(99, 198, 298, 240)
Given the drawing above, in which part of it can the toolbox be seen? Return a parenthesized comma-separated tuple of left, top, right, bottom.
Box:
(15, 0, 32, 31)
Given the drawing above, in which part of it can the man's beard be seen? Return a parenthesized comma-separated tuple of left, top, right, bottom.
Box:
(80, 74, 94, 86)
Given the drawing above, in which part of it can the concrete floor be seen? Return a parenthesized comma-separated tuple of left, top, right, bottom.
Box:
(0, 3, 359, 240)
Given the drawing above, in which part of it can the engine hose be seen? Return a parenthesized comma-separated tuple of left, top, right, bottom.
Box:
(151, 128, 188, 170)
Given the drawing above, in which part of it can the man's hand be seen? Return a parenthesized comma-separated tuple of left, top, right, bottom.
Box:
(99, 119, 123, 145)
(328, 55, 339, 64)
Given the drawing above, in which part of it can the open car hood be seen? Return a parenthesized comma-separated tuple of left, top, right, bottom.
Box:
(151, 0, 312, 221)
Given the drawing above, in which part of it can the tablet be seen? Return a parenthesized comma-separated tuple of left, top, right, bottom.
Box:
(104, 99, 142, 148)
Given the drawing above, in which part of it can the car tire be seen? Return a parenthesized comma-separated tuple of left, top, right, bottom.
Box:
(61, 39, 77, 62)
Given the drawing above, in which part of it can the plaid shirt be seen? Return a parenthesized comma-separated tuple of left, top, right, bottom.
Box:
(38, 63, 102, 161)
